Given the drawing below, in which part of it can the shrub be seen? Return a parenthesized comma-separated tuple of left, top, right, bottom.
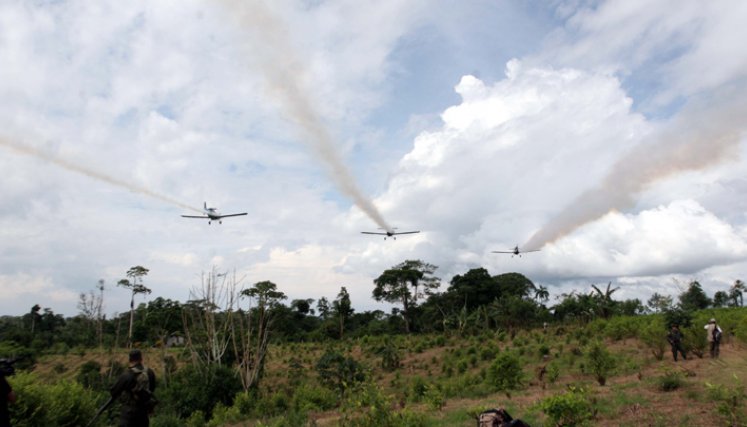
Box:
(408, 376, 427, 402)
(486, 352, 523, 391)
(424, 384, 445, 411)
(538, 386, 594, 427)
(159, 364, 242, 420)
(316, 350, 365, 397)
(584, 341, 615, 386)
(706, 376, 747, 426)
(76, 360, 104, 391)
(9, 371, 101, 427)
(291, 383, 338, 412)
(656, 369, 685, 392)
(341, 380, 428, 427)
(639, 317, 668, 360)
(546, 362, 560, 384)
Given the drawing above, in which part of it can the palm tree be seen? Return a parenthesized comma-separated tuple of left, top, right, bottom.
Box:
(534, 285, 550, 304)
(591, 282, 619, 319)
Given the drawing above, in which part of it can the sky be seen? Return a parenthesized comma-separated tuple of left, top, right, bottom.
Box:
(1, 0, 746, 317)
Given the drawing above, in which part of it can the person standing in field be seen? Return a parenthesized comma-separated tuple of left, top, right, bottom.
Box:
(667, 324, 687, 361)
(704, 318, 722, 358)
(110, 349, 157, 427)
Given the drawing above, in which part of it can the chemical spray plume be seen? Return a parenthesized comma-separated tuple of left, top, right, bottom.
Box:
(217, 0, 393, 232)
(0, 136, 203, 214)
(524, 94, 746, 250)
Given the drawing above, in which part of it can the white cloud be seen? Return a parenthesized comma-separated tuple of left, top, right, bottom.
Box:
(1, 0, 746, 317)
(0, 273, 79, 313)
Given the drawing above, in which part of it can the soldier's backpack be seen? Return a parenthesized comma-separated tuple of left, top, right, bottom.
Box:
(477, 408, 531, 427)
(713, 327, 722, 343)
(129, 366, 158, 413)
(477, 409, 504, 427)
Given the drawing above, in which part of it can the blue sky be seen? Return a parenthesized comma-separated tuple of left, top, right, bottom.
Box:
(1, 0, 746, 316)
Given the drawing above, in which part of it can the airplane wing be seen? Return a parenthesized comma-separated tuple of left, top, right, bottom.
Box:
(361, 232, 388, 235)
(217, 213, 248, 219)
(181, 215, 209, 219)
(492, 251, 514, 253)
(522, 249, 541, 253)
(393, 231, 420, 235)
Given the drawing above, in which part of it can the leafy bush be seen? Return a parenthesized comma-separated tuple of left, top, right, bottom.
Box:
(316, 350, 365, 396)
(486, 352, 524, 391)
(291, 383, 338, 412)
(424, 384, 445, 411)
(706, 376, 747, 426)
(9, 371, 101, 427)
(76, 360, 104, 391)
(638, 317, 667, 360)
(340, 380, 428, 427)
(656, 369, 685, 392)
(159, 364, 242, 420)
(584, 341, 615, 386)
(546, 362, 560, 384)
(538, 386, 594, 427)
(375, 337, 401, 371)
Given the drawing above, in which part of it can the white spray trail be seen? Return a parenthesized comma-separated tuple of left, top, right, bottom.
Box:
(1, 136, 203, 214)
(217, 0, 393, 232)
(524, 95, 746, 250)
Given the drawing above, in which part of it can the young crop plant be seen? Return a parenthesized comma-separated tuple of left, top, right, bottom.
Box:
(706, 375, 747, 426)
(538, 386, 594, 427)
(656, 368, 685, 392)
(486, 351, 524, 391)
(585, 340, 616, 386)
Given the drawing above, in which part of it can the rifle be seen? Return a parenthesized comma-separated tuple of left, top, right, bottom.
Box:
(85, 396, 114, 427)
(0, 358, 19, 377)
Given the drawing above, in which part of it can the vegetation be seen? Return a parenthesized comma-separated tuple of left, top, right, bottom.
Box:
(0, 263, 745, 425)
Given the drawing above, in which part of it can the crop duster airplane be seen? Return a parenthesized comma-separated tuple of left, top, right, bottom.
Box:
(361, 228, 420, 240)
(181, 202, 247, 225)
(492, 245, 541, 257)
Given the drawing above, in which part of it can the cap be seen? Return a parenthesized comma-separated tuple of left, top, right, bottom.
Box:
(129, 349, 143, 362)
(709, 318, 716, 323)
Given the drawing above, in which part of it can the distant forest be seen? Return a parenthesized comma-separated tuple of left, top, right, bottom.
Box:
(1, 261, 745, 426)
(2, 261, 742, 351)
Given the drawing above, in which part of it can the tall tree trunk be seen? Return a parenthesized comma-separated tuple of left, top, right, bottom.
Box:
(128, 292, 135, 348)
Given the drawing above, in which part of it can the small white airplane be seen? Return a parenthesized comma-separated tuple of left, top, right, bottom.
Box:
(361, 228, 420, 240)
(181, 202, 247, 225)
(492, 245, 541, 258)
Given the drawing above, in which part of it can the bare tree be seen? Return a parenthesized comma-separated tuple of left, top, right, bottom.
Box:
(78, 279, 106, 348)
(182, 268, 239, 371)
(232, 280, 286, 392)
(118, 266, 151, 348)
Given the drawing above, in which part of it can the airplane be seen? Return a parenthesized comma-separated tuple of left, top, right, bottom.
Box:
(492, 245, 541, 258)
(361, 228, 420, 240)
(181, 202, 247, 225)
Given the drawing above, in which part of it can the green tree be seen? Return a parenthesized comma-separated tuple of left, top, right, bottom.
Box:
(332, 287, 354, 339)
(117, 265, 151, 348)
(28, 304, 41, 336)
(647, 292, 673, 313)
(235, 280, 287, 391)
(678, 281, 711, 311)
(730, 280, 744, 307)
(714, 291, 731, 308)
(316, 297, 331, 319)
(372, 260, 439, 333)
